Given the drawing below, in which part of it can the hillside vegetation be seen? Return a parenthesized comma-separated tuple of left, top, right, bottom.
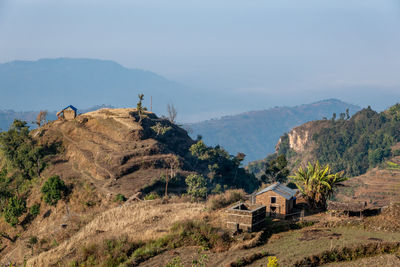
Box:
(0, 107, 262, 265)
(253, 104, 400, 178)
(188, 99, 360, 163)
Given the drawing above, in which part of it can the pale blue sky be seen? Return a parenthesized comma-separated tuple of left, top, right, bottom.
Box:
(1, 0, 400, 119)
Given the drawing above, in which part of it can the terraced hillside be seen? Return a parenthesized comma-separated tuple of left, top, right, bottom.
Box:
(37, 108, 195, 197)
(335, 153, 400, 207)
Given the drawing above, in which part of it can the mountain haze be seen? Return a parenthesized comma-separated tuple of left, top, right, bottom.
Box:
(188, 99, 361, 163)
(0, 58, 189, 116)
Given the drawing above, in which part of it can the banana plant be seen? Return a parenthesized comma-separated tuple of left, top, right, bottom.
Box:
(290, 161, 347, 210)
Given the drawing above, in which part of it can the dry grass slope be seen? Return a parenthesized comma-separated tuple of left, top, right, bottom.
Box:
(26, 201, 205, 266)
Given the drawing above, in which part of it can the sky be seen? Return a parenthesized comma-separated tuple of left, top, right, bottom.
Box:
(0, 0, 400, 120)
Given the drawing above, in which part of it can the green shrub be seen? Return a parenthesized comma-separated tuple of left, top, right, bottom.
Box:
(144, 192, 159, 200)
(185, 174, 207, 200)
(41, 175, 68, 206)
(29, 203, 40, 217)
(166, 256, 184, 267)
(3, 195, 27, 227)
(0, 120, 59, 180)
(114, 193, 127, 202)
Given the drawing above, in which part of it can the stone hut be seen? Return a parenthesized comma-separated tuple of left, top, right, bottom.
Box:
(253, 182, 296, 218)
(57, 105, 77, 120)
(226, 202, 266, 232)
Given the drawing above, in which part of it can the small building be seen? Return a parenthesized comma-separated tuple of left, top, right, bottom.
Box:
(226, 202, 266, 232)
(57, 105, 77, 120)
(253, 182, 296, 218)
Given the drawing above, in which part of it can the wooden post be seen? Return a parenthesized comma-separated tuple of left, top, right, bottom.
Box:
(165, 169, 168, 198)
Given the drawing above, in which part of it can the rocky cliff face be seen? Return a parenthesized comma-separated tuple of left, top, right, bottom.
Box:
(287, 128, 310, 152)
(277, 120, 331, 153)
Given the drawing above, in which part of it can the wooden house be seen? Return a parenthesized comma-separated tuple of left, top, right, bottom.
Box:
(253, 182, 296, 218)
(57, 105, 77, 120)
(226, 202, 266, 232)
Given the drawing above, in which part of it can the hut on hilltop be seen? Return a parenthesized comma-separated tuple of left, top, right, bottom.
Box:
(57, 105, 77, 120)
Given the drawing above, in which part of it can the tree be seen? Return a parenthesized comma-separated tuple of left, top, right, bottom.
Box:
(331, 113, 336, 121)
(164, 156, 180, 197)
(167, 103, 177, 123)
(0, 119, 46, 179)
(137, 94, 145, 123)
(150, 122, 172, 136)
(346, 108, 350, 120)
(261, 154, 289, 184)
(185, 174, 207, 200)
(41, 175, 68, 206)
(290, 161, 347, 210)
(3, 196, 27, 227)
(36, 110, 48, 127)
(189, 140, 260, 193)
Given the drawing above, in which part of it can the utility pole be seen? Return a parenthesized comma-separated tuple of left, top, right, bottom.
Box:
(151, 96, 153, 112)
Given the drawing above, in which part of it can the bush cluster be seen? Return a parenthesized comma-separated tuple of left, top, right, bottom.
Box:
(189, 140, 260, 193)
(41, 175, 68, 206)
(207, 189, 246, 210)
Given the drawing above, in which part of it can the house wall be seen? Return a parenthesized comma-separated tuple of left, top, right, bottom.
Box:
(226, 206, 266, 232)
(255, 191, 289, 215)
(63, 110, 76, 120)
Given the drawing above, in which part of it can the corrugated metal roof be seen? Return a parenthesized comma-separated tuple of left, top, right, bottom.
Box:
(255, 182, 296, 200)
(62, 105, 77, 112)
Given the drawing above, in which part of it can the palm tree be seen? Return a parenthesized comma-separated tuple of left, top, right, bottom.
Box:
(290, 161, 347, 210)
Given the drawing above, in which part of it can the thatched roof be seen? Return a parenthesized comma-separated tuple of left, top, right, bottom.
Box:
(327, 201, 367, 212)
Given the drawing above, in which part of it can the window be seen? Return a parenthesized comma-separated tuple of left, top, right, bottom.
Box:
(271, 196, 276, 204)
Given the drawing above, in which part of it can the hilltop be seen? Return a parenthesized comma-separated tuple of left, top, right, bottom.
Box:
(36, 108, 197, 197)
(0, 105, 113, 131)
(188, 99, 360, 163)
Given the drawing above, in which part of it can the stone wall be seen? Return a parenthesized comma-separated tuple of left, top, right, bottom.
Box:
(226, 204, 266, 232)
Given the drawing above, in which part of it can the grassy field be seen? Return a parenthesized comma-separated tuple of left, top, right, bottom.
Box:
(324, 254, 400, 266)
(246, 225, 400, 266)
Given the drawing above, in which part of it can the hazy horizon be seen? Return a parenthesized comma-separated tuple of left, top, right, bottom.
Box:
(1, 0, 399, 121)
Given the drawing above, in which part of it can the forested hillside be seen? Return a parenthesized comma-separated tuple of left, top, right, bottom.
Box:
(272, 104, 400, 177)
(188, 99, 360, 163)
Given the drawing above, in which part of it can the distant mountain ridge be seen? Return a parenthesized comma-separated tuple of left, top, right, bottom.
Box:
(0, 58, 188, 116)
(187, 99, 361, 163)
